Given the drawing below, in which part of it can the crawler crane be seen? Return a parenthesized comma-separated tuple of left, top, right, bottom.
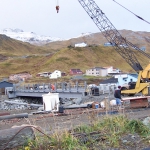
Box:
(76, 0, 150, 96)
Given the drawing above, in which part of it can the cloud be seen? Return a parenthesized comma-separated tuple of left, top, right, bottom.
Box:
(0, 0, 149, 38)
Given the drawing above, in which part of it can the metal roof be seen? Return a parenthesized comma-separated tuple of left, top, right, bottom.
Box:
(0, 81, 13, 88)
(100, 77, 118, 84)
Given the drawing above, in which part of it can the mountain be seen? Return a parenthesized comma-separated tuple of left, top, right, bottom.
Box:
(0, 28, 150, 80)
(0, 34, 52, 57)
(0, 45, 149, 81)
(1, 28, 150, 53)
(45, 30, 150, 52)
(0, 28, 63, 46)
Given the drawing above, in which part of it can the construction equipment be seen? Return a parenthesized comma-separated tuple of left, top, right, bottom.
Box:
(77, 0, 150, 96)
(56, 0, 59, 13)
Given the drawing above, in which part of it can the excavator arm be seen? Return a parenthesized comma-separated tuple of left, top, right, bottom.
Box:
(78, 0, 150, 72)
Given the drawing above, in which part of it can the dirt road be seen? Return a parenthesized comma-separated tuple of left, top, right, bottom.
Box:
(0, 107, 150, 133)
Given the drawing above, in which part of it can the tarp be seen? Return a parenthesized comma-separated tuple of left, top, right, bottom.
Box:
(42, 92, 59, 112)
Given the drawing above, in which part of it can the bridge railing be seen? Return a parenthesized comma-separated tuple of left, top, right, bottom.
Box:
(13, 82, 117, 96)
(98, 84, 116, 94)
(15, 81, 87, 93)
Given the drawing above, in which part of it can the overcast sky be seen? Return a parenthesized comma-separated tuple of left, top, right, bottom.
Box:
(0, 0, 149, 39)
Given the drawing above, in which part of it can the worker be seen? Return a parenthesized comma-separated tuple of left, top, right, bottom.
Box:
(51, 84, 55, 91)
(56, 5, 59, 13)
(64, 82, 67, 90)
(114, 85, 122, 108)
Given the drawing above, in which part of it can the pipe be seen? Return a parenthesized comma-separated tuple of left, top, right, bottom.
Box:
(0, 113, 28, 121)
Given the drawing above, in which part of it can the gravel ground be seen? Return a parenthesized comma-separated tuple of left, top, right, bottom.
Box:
(0, 94, 150, 131)
(1, 108, 150, 150)
(1, 94, 150, 149)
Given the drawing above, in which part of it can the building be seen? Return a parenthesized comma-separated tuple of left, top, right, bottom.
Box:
(104, 42, 115, 47)
(69, 69, 83, 76)
(36, 72, 51, 77)
(86, 66, 120, 77)
(100, 77, 118, 85)
(0, 81, 13, 95)
(116, 73, 138, 86)
(9, 72, 32, 81)
(104, 66, 120, 74)
(49, 70, 61, 79)
(61, 72, 66, 76)
(86, 67, 107, 77)
(75, 42, 87, 47)
(99, 73, 138, 87)
(140, 47, 146, 51)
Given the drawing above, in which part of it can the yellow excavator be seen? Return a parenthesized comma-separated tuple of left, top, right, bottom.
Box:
(76, 0, 150, 96)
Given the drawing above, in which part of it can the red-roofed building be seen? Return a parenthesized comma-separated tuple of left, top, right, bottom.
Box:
(69, 69, 83, 75)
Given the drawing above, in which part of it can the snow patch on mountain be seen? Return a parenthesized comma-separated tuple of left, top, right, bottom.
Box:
(0, 28, 94, 46)
(0, 28, 64, 45)
(76, 32, 93, 38)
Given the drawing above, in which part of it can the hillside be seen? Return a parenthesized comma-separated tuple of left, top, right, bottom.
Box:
(0, 30, 150, 80)
(0, 45, 149, 80)
(44, 30, 150, 52)
(0, 34, 54, 57)
(1, 29, 150, 52)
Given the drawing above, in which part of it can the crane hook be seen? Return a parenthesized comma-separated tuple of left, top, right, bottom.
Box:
(56, 5, 59, 13)
(56, 0, 59, 13)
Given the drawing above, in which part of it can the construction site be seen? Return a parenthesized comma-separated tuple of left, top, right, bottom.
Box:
(0, 0, 150, 149)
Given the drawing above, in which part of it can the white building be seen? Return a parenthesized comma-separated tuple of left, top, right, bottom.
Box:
(103, 66, 120, 74)
(86, 67, 107, 77)
(75, 42, 87, 47)
(37, 72, 51, 77)
(49, 70, 61, 79)
(86, 66, 119, 77)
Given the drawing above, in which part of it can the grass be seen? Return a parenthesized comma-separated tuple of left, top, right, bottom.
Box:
(0, 40, 150, 82)
(16, 115, 150, 150)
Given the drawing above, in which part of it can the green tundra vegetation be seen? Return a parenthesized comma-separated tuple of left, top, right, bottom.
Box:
(0, 45, 149, 81)
(15, 115, 150, 150)
(0, 34, 149, 83)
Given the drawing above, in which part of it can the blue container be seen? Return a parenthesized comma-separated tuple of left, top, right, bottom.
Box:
(95, 104, 99, 109)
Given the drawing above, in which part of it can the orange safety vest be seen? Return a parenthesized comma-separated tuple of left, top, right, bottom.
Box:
(51, 84, 55, 90)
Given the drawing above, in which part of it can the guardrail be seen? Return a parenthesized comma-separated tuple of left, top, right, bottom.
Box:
(14, 81, 87, 93)
(6, 82, 117, 98)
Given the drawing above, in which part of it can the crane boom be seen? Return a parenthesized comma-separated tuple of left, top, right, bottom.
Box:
(78, 0, 150, 71)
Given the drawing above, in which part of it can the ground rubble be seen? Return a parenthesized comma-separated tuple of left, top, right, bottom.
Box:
(0, 94, 150, 149)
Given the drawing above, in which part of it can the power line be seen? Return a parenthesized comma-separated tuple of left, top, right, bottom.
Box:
(112, 0, 150, 25)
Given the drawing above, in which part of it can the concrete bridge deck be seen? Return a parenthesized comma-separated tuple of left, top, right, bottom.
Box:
(14, 88, 85, 99)
(6, 83, 87, 99)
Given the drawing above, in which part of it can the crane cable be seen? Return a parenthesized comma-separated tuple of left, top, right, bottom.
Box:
(112, 0, 150, 25)
(56, 0, 59, 5)
(55, 0, 59, 13)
